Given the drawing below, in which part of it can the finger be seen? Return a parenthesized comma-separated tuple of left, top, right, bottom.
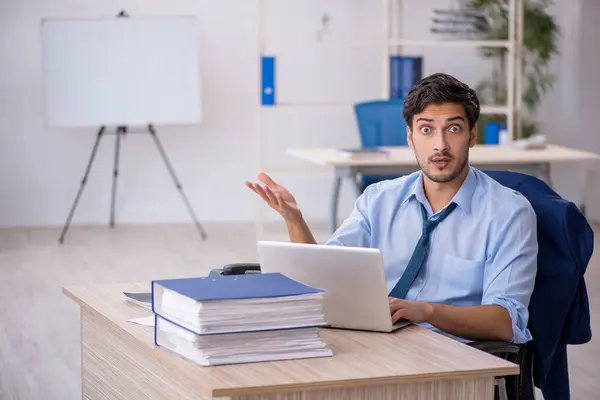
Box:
(389, 297, 404, 306)
(245, 182, 263, 197)
(263, 185, 279, 205)
(258, 172, 278, 188)
(389, 301, 405, 314)
(392, 309, 406, 323)
(390, 298, 409, 314)
(245, 181, 257, 191)
(252, 184, 272, 204)
(274, 193, 293, 214)
(274, 192, 284, 209)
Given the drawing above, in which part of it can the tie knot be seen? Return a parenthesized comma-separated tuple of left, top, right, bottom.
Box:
(421, 202, 457, 235)
(422, 220, 437, 235)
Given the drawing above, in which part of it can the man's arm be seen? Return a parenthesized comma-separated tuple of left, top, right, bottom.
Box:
(325, 182, 381, 248)
(430, 303, 513, 342)
(285, 216, 317, 244)
(245, 172, 376, 246)
(390, 300, 513, 342)
(478, 202, 538, 343)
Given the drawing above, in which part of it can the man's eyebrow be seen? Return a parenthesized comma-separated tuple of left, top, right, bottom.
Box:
(416, 117, 434, 122)
(447, 116, 465, 122)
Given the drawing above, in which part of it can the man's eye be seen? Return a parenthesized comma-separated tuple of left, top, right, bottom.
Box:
(449, 125, 461, 133)
(420, 126, 431, 134)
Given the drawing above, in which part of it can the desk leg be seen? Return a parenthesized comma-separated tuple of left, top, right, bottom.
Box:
(329, 167, 361, 234)
(329, 176, 341, 235)
(538, 162, 553, 188)
(229, 377, 494, 400)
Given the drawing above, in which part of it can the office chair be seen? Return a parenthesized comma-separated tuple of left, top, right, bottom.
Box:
(480, 170, 593, 400)
(212, 170, 593, 400)
(353, 100, 408, 191)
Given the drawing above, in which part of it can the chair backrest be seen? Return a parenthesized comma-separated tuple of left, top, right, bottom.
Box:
(483, 170, 593, 396)
(354, 100, 408, 148)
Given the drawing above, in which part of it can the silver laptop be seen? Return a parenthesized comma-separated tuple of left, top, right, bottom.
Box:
(257, 241, 411, 333)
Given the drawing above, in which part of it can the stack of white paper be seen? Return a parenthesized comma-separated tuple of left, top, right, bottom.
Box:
(155, 316, 331, 366)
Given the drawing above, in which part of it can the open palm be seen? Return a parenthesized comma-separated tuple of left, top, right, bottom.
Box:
(245, 173, 302, 222)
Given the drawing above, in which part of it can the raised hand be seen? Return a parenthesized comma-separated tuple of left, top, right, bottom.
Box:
(245, 173, 302, 222)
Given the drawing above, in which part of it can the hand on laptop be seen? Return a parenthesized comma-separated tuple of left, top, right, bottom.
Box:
(245, 173, 302, 222)
(389, 297, 434, 324)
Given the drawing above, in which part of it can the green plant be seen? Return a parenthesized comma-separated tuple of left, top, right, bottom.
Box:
(464, 0, 559, 141)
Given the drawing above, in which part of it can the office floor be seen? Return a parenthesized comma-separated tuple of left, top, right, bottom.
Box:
(0, 223, 598, 399)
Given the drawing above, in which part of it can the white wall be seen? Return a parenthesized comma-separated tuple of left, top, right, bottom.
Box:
(532, 0, 600, 219)
(576, 0, 600, 221)
(0, 0, 592, 228)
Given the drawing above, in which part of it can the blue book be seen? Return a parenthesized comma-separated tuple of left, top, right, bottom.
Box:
(152, 272, 322, 304)
(152, 273, 327, 336)
(390, 56, 423, 99)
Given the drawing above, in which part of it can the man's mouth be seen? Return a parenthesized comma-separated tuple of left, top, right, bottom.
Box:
(431, 157, 451, 168)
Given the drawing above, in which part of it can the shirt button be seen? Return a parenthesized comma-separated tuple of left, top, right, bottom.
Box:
(418, 278, 424, 284)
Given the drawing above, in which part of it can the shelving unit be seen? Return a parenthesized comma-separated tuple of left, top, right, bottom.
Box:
(254, 0, 524, 236)
(391, 0, 524, 143)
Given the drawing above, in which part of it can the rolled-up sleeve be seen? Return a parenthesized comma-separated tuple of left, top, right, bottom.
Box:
(481, 201, 538, 344)
(325, 183, 380, 248)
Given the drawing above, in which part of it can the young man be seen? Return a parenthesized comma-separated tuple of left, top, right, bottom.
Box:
(245, 73, 538, 344)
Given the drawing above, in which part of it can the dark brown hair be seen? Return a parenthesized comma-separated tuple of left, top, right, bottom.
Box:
(402, 73, 480, 130)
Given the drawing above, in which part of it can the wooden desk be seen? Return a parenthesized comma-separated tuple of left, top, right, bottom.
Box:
(64, 281, 519, 400)
(288, 144, 600, 233)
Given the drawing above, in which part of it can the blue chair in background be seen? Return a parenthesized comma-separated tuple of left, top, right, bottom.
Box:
(353, 99, 408, 192)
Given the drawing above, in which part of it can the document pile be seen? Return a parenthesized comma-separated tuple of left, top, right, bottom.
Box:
(151, 272, 332, 366)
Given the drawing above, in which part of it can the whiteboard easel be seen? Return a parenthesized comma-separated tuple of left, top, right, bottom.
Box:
(41, 11, 207, 243)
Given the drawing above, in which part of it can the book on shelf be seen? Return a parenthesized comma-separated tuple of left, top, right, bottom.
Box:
(151, 272, 333, 366)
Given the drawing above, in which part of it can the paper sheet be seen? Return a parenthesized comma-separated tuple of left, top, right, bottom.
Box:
(127, 315, 155, 327)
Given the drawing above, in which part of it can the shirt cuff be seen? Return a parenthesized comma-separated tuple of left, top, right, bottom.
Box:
(483, 296, 533, 344)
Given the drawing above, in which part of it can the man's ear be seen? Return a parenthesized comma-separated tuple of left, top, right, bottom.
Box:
(469, 124, 477, 147)
(407, 126, 414, 149)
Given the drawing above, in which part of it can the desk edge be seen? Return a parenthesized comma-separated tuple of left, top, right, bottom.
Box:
(212, 365, 519, 397)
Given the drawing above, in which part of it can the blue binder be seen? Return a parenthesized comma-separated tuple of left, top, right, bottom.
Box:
(389, 56, 423, 99)
(151, 272, 322, 308)
(261, 56, 276, 106)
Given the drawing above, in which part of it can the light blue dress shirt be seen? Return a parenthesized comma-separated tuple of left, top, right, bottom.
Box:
(326, 166, 538, 344)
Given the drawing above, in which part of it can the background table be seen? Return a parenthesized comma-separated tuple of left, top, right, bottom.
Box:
(64, 281, 519, 400)
(288, 144, 600, 233)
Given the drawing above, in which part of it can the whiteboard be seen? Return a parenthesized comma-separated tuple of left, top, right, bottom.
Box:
(41, 16, 202, 128)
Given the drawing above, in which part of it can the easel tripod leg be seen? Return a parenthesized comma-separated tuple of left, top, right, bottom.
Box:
(59, 126, 105, 244)
(110, 128, 122, 227)
(147, 124, 207, 240)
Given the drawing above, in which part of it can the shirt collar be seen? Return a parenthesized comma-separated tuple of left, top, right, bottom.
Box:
(402, 166, 476, 215)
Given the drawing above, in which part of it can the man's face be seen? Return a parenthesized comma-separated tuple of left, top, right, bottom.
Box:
(407, 102, 476, 184)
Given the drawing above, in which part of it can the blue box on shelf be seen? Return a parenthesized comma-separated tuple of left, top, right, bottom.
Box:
(484, 122, 507, 145)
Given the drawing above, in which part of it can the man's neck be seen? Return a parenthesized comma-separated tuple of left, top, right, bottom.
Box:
(423, 167, 469, 213)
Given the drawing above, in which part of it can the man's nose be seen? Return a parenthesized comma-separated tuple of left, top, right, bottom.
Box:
(433, 132, 449, 152)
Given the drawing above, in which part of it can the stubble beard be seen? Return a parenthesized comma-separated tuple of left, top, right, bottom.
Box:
(416, 152, 469, 183)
